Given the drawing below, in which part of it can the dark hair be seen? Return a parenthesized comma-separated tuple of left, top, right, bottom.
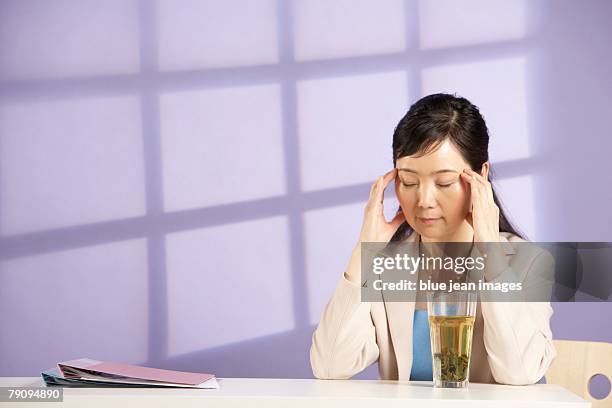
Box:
(390, 93, 525, 241)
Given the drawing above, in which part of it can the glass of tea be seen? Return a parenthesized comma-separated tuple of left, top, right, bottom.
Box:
(426, 290, 477, 388)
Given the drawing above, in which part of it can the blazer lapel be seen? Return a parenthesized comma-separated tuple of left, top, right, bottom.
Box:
(380, 231, 419, 380)
(467, 233, 516, 283)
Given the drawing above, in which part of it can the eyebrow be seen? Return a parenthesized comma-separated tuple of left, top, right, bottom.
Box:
(397, 168, 459, 175)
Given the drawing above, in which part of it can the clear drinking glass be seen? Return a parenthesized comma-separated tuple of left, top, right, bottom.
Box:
(426, 290, 477, 388)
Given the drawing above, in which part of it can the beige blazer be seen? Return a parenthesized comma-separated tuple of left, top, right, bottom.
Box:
(310, 231, 557, 385)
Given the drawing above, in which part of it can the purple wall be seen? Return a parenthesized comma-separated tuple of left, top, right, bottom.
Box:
(1, 0, 611, 390)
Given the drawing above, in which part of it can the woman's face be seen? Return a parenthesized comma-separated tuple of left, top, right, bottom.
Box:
(394, 139, 473, 241)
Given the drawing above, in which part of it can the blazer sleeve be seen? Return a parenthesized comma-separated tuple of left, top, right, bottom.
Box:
(480, 250, 557, 385)
(310, 272, 380, 379)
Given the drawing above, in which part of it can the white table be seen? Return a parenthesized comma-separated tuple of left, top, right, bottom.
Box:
(0, 377, 591, 407)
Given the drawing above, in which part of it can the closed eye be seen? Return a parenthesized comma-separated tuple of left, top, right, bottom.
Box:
(401, 181, 455, 188)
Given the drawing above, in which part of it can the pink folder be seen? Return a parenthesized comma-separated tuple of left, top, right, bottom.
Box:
(58, 358, 217, 388)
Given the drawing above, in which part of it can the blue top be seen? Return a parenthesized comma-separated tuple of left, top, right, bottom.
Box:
(410, 309, 433, 381)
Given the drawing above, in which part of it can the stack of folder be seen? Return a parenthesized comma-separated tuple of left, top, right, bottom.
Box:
(41, 358, 218, 389)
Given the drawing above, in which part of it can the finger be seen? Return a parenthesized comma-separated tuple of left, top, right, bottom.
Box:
(475, 168, 494, 201)
(461, 171, 481, 213)
(465, 211, 473, 228)
(382, 168, 397, 187)
(463, 168, 487, 186)
(465, 169, 493, 204)
(464, 168, 494, 202)
(369, 177, 380, 200)
(370, 169, 394, 199)
(463, 169, 490, 204)
(375, 168, 397, 204)
(460, 171, 478, 187)
(369, 171, 388, 202)
(485, 179, 494, 201)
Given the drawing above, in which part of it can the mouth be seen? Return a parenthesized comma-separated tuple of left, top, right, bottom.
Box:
(418, 217, 441, 225)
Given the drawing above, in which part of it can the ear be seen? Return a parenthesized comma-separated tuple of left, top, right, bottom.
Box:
(480, 162, 490, 180)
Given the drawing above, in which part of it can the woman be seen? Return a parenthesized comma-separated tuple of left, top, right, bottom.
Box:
(310, 93, 556, 385)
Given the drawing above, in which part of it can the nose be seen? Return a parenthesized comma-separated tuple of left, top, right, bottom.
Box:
(417, 184, 437, 209)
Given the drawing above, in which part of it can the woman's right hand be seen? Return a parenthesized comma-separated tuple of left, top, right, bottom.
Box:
(345, 169, 406, 285)
(358, 168, 406, 244)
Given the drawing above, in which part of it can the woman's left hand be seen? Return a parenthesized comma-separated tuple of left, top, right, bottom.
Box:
(460, 168, 500, 248)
